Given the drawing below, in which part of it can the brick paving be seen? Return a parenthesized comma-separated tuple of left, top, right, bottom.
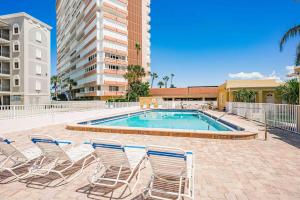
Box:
(0, 113, 300, 200)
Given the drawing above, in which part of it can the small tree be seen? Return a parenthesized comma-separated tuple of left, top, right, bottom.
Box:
(150, 72, 158, 88)
(233, 89, 257, 103)
(51, 75, 60, 100)
(67, 79, 77, 100)
(276, 78, 299, 104)
(163, 76, 169, 88)
(157, 81, 164, 88)
(135, 42, 141, 65)
(123, 65, 149, 101)
(170, 73, 175, 88)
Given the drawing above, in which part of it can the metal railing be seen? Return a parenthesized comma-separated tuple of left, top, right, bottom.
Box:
(227, 102, 300, 134)
(0, 101, 139, 119)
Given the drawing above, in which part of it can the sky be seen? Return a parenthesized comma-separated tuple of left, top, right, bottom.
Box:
(0, 0, 300, 87)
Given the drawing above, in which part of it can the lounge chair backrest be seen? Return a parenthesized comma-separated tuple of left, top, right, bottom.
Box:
(0, 137, 27, 162)
(147, 146, 187, 178)
(30, 134, 71, 161)
(91, 139, 131, 169)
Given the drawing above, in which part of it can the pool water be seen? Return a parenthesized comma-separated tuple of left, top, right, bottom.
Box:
(90, 110, 233, 131)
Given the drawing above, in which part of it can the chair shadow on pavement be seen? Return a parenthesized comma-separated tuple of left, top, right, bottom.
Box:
(20, 157, 94, 189)
(76, 183, 133, 200)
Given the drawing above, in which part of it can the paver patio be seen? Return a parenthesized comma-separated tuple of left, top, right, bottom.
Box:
(0, 111, 300, 200)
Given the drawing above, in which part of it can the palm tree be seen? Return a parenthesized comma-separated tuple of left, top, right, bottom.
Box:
(124, 65, 147, 101)
(170, 73, 175, 88)
(67, 79, 77, 100)
(124, 65, 146, 84)
(233, 89, 257, 103)
(51, 75, 60, 99)
(150, 72, 158, 88)
(135, 42, 141, 65)
(157, 81, 164, 88)
(280, 24, 300, 65)
(162, 76, 169, 88)
(276, 78, 299, 104)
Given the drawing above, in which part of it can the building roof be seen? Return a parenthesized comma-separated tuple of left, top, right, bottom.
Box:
(150, 87, 219, 98)
(0, 12, 52, 30)
(225, 79, 281, 89)
(0, 19, 9, 27)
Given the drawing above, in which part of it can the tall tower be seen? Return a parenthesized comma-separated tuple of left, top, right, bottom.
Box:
(56, 0, 151, 100)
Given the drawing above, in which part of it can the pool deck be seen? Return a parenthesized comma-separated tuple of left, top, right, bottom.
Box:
(1, 109, 300, 199)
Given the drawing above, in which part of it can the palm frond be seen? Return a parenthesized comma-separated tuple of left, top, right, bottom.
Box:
(296, 42, 300, 66)
(280, 24, 300, 51)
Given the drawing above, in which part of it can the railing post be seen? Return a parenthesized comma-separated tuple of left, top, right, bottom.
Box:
(264, 110, 268, 140)
(13, 105, 16, 119)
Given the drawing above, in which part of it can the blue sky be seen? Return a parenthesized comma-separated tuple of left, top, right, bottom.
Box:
(1, 0, 300, 87)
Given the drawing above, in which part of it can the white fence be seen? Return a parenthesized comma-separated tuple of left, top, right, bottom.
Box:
(227, 102, 300, 134)
(161, 101, 218, 109)
(0, 101, 139, 119)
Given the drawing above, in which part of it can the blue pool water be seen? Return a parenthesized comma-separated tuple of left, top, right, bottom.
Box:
(88, 110, 235, 131)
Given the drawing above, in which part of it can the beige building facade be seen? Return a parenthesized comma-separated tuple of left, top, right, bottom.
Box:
(0, 13, 52, 105)
(56, 0, 151, 100)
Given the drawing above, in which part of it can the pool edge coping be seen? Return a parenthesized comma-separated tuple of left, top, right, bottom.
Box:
(66, 109, 257, 140)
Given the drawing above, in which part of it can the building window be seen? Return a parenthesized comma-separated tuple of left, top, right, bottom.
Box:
(13, 24, 20, 35)
(14, 77, 20, 87)
(105, 53, 126, 61)
(36, 64, 42, 75)
(89, 87, 95, 92)
(13, 59, 20, 69)
(35, 80, 41, 91)
(88, 54, 97, 62)
(11, 95, 21, 102)
(36, 49, 42, 59)
(97, 85, 101, 91)
(85, 64, 96, 73)
(36, 31, 42, 42)
(13, 41, 20, 52)
(109, 86, 119, 92)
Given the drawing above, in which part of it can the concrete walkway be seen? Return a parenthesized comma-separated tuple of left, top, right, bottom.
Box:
(0, 106, 140, 134)
(0, 109, 300, 199)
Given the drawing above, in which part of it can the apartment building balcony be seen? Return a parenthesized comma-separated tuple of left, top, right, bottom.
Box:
(0, 29, 10, 44)
(76, 91, 98, 98)
(0, 46, 10, 61)
(0, 62, 10, 77)
(103, 69, 127, 75)
(104, 80, 127, 86)
(103, 91, 125, 96)
(0, 79, 10, 94)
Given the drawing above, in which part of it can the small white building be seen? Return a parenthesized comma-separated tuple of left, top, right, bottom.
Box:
(0, 12, 52, 105)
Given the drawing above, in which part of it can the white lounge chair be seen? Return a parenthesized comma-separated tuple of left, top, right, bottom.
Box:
(0, 137, 41, 181)
(144, 145, 194, 200)
(88, 139, 146, 194)
(28, 134, 94, 182)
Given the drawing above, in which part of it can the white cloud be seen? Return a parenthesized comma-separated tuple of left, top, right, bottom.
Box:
(228, 71, 282, 82)
(286, 65, 295, 74)
(228, 72, 264, 79)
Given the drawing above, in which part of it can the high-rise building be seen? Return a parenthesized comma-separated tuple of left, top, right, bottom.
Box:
(56, 0, 151, 100)
(0, 12, 52, 106)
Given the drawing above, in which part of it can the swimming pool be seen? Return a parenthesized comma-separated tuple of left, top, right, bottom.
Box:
(83, 110, 237, 131)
